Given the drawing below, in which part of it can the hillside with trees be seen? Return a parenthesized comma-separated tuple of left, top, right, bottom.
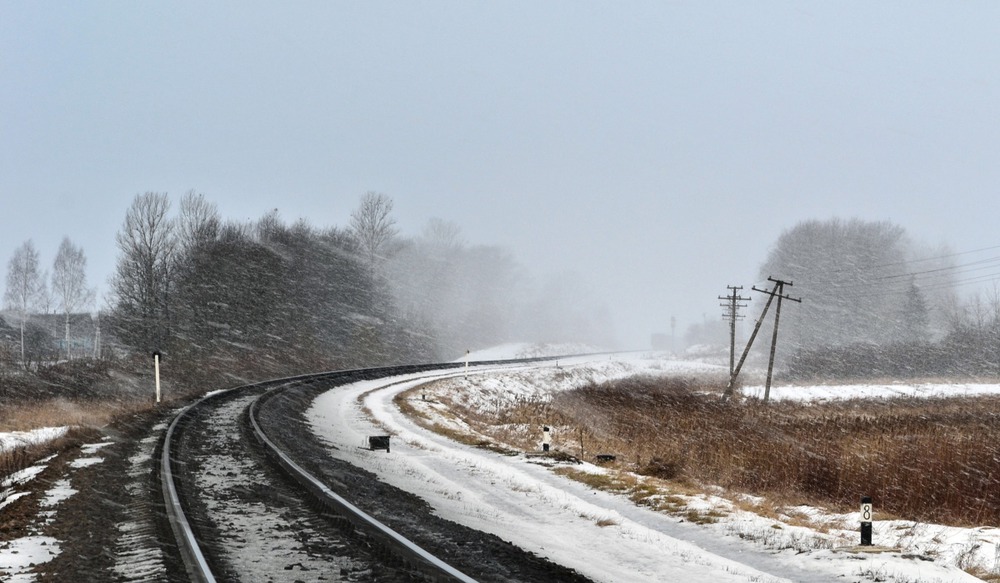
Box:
(0, 190, 612, 394)
(6, 207, 1000, 396)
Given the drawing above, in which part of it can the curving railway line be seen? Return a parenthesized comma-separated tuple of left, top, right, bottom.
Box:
(158, 362, 592, 583)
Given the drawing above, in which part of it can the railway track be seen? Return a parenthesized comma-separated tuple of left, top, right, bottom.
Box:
(158, 362, 591, 583)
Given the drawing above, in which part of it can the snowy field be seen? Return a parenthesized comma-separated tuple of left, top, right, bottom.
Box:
(308, 348, 1000, 583)
(4, 347, 1000, 581)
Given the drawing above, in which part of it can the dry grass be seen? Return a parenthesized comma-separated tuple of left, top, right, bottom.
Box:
(0, 397, 157, 490)
(548, 377, 1000, 527)
(0, 398, 154, 433)
(0, 425, 106, 485)
(410, 375, 1000, 529)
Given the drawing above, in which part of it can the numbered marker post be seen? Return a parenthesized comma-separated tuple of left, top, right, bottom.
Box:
(860, 496, 873, 546)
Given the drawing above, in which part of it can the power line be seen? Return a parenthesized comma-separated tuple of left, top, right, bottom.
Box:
(768, 247, 1000, 300)
(874, 255, 1000, 281)
(799, 244, 1000, 280)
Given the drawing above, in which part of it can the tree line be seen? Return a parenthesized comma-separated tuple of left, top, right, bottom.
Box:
(1, 190, 612, 388)
(747, 217, 1000, 380)
(15, 204, 999, 388)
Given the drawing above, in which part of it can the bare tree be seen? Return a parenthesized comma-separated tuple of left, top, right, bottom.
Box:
(349, 191, 398, 269)
(177, 190, 220, 256)
(421, 217, 464, 252)
(3, 240, 45, 365)
(109, 192, 176, 353)
(52, 237, 95, 359)
(255, 208, 283, 243)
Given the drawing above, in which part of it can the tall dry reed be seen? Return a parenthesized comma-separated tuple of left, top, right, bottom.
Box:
(446, 375, 1000, 527)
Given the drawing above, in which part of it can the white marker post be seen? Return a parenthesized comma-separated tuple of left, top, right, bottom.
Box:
(860, 496, 873, 546)
(465, 349, 470, 378)
(152, 351, 162, 404)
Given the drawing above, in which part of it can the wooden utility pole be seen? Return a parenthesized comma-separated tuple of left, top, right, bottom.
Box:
(719, 286, 751, 377)
(752, 277, 801, 402)
(722, 277, 801, 402)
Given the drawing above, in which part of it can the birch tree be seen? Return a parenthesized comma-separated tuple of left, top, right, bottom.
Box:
(51, 237, 95, 359)
(3, 240, 45, 365)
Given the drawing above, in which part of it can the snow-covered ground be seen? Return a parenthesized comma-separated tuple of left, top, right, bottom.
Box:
(460, 342, 604, 361)
(307, 350, 1000, 583)
(0, 427, 68, 453)
(4, 347, 1000, 581)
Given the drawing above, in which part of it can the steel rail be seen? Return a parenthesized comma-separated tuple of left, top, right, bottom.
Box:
(160, 377, 300, 583)
(248, 371, 480, 583)
(161, 355, 588, 582)
(161, 392, 228, 583)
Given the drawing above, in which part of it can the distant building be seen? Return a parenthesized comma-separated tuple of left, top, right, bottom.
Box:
(0, 316, 19, 360)
(0, 311, 113, 361)
(34, 313, 101, 358)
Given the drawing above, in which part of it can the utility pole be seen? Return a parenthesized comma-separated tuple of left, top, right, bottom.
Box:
(722, 277, 801, 402)
(719, 286, 751, 377)
(752, 277, 801, 402)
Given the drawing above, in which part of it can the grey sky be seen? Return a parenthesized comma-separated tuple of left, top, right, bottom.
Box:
(3, 2, 999, 348)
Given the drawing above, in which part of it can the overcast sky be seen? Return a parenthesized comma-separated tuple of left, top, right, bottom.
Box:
(2, 1, 999, 349)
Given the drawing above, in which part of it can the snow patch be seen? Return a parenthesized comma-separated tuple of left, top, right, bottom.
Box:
(0, 427, 69, 453)
(308, 352, 987, 582)
(0, 536, 61, 581)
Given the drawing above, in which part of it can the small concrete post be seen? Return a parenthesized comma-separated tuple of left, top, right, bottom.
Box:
(860, 496, 873, 546)
(542, 426, 551, 452)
